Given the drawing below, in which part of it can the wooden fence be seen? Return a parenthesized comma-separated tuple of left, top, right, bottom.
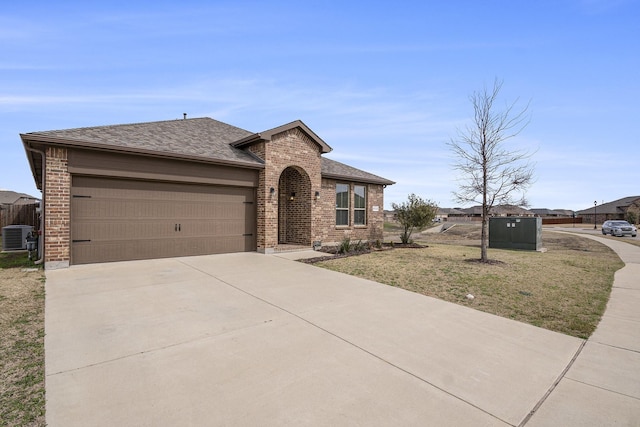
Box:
(0, 204, 40, 232)
(541, 217, 583, 225)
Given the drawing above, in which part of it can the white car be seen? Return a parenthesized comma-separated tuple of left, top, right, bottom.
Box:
(602, 220, 637, 237)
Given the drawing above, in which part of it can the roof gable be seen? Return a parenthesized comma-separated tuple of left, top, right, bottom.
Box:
(231, 120, 332, 154)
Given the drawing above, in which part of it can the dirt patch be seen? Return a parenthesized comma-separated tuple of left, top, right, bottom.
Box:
(464, 258, 506, 265)
(0, 254, 46, 426)
(300, 242, 427, 264)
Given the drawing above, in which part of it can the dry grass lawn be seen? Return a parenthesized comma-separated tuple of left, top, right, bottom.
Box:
(0, 252, 45, 427)
(317, 224, 624, 338)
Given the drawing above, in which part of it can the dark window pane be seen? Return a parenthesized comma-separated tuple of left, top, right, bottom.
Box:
(336, 184, 349, 209)
(354, 185, 366, 209)
(336, 210, 349, 226)
(354, 210, 365, 225)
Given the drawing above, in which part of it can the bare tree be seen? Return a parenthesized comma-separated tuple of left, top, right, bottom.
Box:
(448, 79, 535, 262)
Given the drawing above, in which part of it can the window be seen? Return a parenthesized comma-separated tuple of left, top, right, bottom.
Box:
(336, 183, 349, 226)
(354, 185, 366, 225)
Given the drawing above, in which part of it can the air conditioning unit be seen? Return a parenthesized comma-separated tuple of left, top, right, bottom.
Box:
(2, 225, 33, 251)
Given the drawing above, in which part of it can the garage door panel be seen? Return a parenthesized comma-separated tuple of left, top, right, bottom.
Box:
(74, 198, 250, 219)
(71, 176, 256, 264)
(72, 235, 255, 264)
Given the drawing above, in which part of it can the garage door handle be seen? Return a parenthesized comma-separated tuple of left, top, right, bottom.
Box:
(175, 224, 181, 232)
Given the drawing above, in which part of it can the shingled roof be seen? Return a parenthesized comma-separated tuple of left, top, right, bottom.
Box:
(22, 117, 261, 167)
(22, 117, 394, 187)
(0, 190, 39, 205)
(321, 158, 394, 185)
(575, 196, 640, 215)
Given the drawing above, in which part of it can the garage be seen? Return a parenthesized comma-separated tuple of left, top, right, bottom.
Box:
(71, 176, 256, 264)
(22, 117, 393, 269)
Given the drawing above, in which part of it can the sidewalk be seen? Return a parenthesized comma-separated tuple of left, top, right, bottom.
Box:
(527, 232, 640, 425)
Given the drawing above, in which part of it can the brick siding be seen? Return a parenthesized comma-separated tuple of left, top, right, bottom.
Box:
(317, 178, 385, 245)
(44, 147, 71, 267)
(253, 128, 323, 251)
(247, 127, 385, 251)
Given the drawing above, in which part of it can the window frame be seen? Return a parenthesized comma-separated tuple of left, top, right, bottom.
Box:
(335, 183, 350, 226)
(353, 184, 367, 226)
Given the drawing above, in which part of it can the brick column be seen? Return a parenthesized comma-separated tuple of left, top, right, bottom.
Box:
(44, 147, 71, 269)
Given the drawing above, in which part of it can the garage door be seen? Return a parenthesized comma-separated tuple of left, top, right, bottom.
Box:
(71, 176, 256, 264)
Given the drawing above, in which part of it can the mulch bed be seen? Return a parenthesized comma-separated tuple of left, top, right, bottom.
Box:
(299, 242, 428, 264)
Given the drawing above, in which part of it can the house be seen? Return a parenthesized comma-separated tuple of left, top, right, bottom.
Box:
(576, 196, 640, 225)
(458, 204, 534, 219)
(22, 117, 394, 269)
(436, 207, 466, 222)
(0, 190, 40, 230)
(0, 190, 39, 206)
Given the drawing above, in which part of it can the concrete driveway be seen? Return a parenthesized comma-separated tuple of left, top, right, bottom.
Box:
(45, 252, 585, 426)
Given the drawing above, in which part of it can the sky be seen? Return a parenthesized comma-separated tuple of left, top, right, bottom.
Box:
(1, 0, 638, 211)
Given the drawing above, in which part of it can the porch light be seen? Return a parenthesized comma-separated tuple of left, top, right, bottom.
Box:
(315, 191, 320, 200)
(269, 187, 275, 195)
(290, 192, 296, 201)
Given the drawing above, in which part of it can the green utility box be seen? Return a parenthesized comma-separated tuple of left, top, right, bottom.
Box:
(489, 217, 542, 251)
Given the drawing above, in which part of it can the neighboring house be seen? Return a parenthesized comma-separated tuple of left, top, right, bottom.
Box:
(436, 207, 466, 222)
(22, 117, 394, 269)
(0, 190, 39, 206)
(530, 208, 575, 218)
(383, 210, 397, 223)
(0, 190, 40, 230)
(459, 204, 534, 219)
(576, 196, 640, 225)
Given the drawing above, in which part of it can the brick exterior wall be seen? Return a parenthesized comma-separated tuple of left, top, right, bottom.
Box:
(44, 147, 71, 268)
(317, 178, 385, 245)
(246, 143, 269, 251)
(278, 166, 312, 245)
(247, 128, 385, 251)
(252, 128, 323, 252)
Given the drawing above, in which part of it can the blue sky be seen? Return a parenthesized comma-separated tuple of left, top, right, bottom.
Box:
(2, 0, 638, 211)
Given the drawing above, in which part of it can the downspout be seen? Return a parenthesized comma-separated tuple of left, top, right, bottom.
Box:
(23, 145, 46, 265)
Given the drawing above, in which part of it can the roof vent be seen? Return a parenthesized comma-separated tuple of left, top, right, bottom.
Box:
(183, 113, 187, 120)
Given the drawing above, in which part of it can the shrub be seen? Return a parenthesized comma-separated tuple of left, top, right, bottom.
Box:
(392, 194, 438, 244)
(337, 237, 352, 254)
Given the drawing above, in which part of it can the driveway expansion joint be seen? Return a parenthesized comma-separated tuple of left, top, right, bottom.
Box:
(562, 377, 640, 402)
(518, 339, 587, 427)
(178, 258, 511, 425)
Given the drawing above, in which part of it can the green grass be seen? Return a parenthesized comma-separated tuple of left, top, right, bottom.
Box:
(0, 251, 41, 270)
(315, 231, 624, 339)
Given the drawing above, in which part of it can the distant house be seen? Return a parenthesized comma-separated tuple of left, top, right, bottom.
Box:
(530, 208, 574, 218)
(0, 190, 40, 230)
(576, 196, 640, 224)
(459, 204, 534, 219)
(0, 190, 39, 207)
(437, 207, 466, 221)
(383, 209, 397, 223)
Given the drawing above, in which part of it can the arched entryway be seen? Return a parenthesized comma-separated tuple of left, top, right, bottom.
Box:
(277, 166, 312, 245)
